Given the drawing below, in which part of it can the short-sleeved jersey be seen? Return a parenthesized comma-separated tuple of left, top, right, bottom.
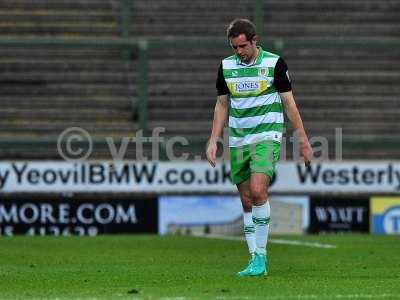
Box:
(215, 47, 292, 147)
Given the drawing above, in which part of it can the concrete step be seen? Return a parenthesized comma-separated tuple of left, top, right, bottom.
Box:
(0, 60, 136, 72)
(145, 120, 398, 137)
(146, 70, 399, 83)
(146, 45, 398, 60)
(139, 0, 398, 12)
(264, 0, 400, 11)
(0, 108, 134, 121)
(0, 121, 137, 135)
(0, 143, 397, 160)
(301, 110, 400, 122)
(0, 48, 125, 60)
(134, 0, 397, 10)
(146, 83, 400, 98)
(303, 122, 399, 135)
(149, 109, 213, 120)
(293, 84, 400, 95)
(134, 23, 400, 38)
(0, 10, 116, 23)
(148, 94, 398, 105)
(0, 23, 119, 35)
(0, 96, 133, 109)
(132, 11, 400, 23)
(148, 59, 399, 72)
(148, 120, 211, 135)
(0, 84, 134, 96)
(0, 1, 115, 10)
(0, 72, 134, 84)
(148, 108, 399, 123)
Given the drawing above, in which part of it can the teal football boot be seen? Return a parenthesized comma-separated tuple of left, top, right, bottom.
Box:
(236, 256, 254, 277)
(249, 252, 268, 276)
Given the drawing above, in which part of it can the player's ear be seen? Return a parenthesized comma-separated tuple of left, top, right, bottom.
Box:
(251, 35, 258, 45)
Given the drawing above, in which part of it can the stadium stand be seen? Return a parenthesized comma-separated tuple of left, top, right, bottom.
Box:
(0, 0, 136, 158)
(133, 0, 400, 159)
(0, 0, 399, 159)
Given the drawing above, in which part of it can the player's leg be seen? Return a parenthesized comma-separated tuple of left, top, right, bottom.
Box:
(248, 173, 270, 276)
(236, 179, 257, 276)
(230, 145, 255, 276)
(237, 179, 256, 257)
(247, 141, 280, 276)
(250, 173, 270, 256)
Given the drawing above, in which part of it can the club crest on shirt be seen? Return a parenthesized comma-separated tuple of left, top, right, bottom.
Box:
(259, 68, 268, 77)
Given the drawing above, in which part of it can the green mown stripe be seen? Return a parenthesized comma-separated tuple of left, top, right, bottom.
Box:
(229, 123, 284, 138)
(230, 102, 283, 118)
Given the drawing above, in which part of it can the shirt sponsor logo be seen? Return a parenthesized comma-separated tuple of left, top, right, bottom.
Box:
(235, 81, 259, 92)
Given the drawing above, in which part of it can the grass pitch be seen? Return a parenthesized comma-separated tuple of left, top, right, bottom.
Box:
(0, 234, 399, 299)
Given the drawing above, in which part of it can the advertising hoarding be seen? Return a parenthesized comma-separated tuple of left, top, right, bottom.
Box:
(158, 195, 309, 235)
(309, 198, 369, 233)
(0, 161, 399, 194)
(371, 197, 400, 235)
(0, 196, 158, 236)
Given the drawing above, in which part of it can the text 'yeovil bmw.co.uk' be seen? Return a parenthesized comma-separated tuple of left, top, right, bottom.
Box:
(1, 161, 400, 193)
(0, 162, 235, 193)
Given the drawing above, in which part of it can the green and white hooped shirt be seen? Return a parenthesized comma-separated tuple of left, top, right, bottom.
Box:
(216, 47, 292, 148)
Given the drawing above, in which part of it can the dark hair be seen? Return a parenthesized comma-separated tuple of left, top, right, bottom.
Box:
(226, 18, 257, 41)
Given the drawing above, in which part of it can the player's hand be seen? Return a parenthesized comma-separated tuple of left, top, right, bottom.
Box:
(300, 139, 313, 168)
(206, 139, 217, 168)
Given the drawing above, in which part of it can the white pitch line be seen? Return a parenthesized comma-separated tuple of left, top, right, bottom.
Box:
(192, 234, 337, 249)
(37, 294, 400, 300)
(270, 238, 337, 249)
(215, 294, 400, 300)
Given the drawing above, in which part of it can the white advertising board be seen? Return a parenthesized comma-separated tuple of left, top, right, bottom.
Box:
(0, 161, 399, 193)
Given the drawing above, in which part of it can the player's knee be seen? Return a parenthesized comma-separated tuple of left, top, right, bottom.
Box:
(242, 203, 252, 212)
(250, 185, 267, 202)
(241, 195, 252, 212)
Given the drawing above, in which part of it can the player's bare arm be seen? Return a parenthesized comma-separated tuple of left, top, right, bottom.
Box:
(280, 91, 312, 165)
(206, 94, 229, 167)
